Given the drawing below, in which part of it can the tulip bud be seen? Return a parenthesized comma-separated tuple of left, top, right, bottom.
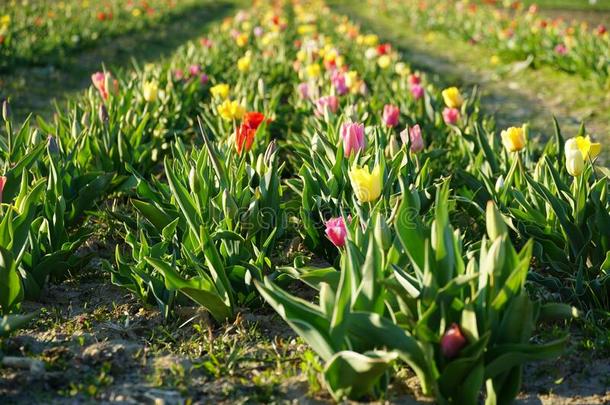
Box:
(189, 166, 200, 193)
(385, 135, 400, 158)
(99, 104, 109, 124)
(264, 140, 277, 166)
(2, 99, 10, 121)
(486, 201, 508, 240)
(441, 323, 467, 359)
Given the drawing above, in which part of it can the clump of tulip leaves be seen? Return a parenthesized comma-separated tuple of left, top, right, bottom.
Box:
(257, 179, 573, 404)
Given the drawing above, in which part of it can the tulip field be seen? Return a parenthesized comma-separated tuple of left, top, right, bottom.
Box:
(1, 0, 609, 403)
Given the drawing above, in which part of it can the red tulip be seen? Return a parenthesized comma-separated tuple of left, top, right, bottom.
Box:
(441, 323, 467, 359)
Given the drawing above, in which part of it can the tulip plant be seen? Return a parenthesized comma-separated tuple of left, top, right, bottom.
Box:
(258, 181, 572, 403)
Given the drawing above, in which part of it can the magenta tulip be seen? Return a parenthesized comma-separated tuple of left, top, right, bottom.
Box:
(340, 122, 366, 156)
(331, 71, 348, 96)
(410, 84, 424, 100)
(325, 217, 347, 247)
(91, 71, 109, 100)
(382, 104, 400, 127)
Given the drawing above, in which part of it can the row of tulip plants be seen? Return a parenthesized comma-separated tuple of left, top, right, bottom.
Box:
(0, 0, 607, 403)
(372, 0, 610, 86)
(0, 0, 204, 70)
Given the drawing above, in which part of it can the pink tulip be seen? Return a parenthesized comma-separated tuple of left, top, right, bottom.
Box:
(254, 26, 264, 37)
(174, 69, 184, 81)
(298, 82, 310, 99)
(331, 71, 348, 96)
(0, 175, 5, 203)
(410, 84, 424, 100)
(200, 74, 209, 86)
(340, 122, 366, 156)
(441, 323, 467, 359)
(189, 64, 201, 76)
(400, 124, 424, 153)
(382, 104, 400, 127)
(91, 71, 109, 100)
(325, 217, 347, 247)
(555, 43, 568, 55)
(442, 107, 460, 125)
(315, 95, 339, 116)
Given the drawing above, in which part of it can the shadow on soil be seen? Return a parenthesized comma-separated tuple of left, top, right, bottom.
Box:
(0, 1, 237, 121)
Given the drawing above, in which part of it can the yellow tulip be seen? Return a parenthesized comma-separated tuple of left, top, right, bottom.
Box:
(296, 49, 307, 62)
(306, 63, 321, 79)
(143, 81, 158, 103)
(211, 83, 230, 100)
(297, 24, 316, 35)
(565, 135, 601, 160)
(218, 99, 245, 121)
(237, 54, 251, 72)
(236, 33, 248, 47)
(565, 149, 584, 177)
(349, 165, 382, 203)
(377, 55, 392, 69)
(501, 126, 527, 152)
(442, 87, 463, 109)
(363, 34, 379, 46)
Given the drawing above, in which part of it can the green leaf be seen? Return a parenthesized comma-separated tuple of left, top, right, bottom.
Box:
(323, 350, 396, 401)
(145, 257, 232, 322)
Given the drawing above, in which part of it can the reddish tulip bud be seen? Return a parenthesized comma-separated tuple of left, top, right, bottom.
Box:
(0, 175, 6, 204)
(441, 323, 467, 359)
